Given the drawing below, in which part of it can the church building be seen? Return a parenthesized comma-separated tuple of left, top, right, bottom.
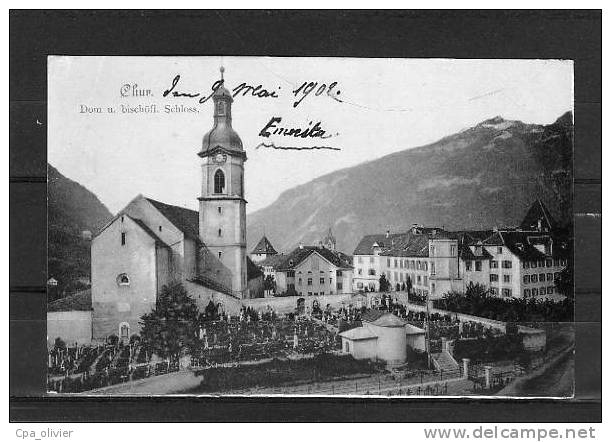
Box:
(91, 68, 262, 343)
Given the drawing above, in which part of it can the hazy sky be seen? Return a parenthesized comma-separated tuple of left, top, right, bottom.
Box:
(48, 57, 573, 215)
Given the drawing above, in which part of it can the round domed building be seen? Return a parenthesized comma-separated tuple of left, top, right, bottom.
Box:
(339, 310, 425, 366)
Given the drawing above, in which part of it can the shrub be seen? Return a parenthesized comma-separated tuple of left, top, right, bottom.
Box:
(433, 283, 573, 323)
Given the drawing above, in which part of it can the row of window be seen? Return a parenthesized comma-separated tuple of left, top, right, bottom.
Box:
(383, 271, 428, 286)
(489, 273, 512, 283)
(522, 259, 567, 269)
(492, 260, 513, 269)
(288, 270, 343, 278)
(523, 273, 558, 284)
(384, 258, 430, 271)
(358, 264, 432, 274)
(525, 287, 555, 297)
(357, 254, 567, 273)
(356, 282, 376, 290)
(299, 290, 340, 296)
(297, 278, 335, 286)
(489, 287, 513, 297)
(413, 288, 430, 297)
(466, 260, 513, 271)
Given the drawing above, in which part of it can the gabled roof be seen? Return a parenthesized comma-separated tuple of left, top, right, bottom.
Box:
(451, 230, 496, 244)
(131, 218, 169, 247)
(354, 227, 447, 258)
(353, 233, 403, 255)
(339, 327, 378, 341)
(48, 289, 92, 312)
(361, 309, 386, 323)
(276, 246, 352, 271)
(405, 323, 426, 335)
(459, 244, 493, 260)
(482, 231, 504, 246)
(145, 197, 200, 239)
(498, 230, 556, 261)
(381, 232, 430, 257)
(520, 199, 559, 232)
(363, 311, 407, 327)
(251, 235, 278, 255)
(95, 212, 170, 246)
(480, 229, 569, 261)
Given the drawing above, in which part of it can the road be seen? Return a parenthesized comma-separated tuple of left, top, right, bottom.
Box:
(85, 367, 471, 396)
(88, 370, 201, 395)
(498, 347, 574, 397)
(519, 351, 574, 397)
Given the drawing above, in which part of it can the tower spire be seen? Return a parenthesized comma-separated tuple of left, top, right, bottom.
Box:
(220, 65, 225, 81)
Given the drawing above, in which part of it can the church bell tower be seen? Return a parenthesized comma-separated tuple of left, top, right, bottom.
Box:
(198, 67, 247, 297)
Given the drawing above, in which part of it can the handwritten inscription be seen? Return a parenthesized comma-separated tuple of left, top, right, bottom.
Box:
(162, 75, 280, 103)
(91, 74, 345, 152)
(292, 81, 341, 108)
(162, 75, 215, 103)
(258, 117, 331, 139)
(233, 82, 280, 98)
(255, 141, 340, 151)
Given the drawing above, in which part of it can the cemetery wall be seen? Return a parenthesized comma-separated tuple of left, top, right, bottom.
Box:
(243, 293, 354, 314)
(47, 310, 92, 348)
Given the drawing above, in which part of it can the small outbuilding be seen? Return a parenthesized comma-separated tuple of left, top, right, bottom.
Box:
(340, 310, 425, 366)
(339, 327, 378, 360)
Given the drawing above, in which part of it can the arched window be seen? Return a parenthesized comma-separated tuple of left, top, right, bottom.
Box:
(214, 169, 225, 194)
(116, 273, 130, 286)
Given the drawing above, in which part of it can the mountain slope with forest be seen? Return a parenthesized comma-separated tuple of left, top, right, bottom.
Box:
(48, 164, 113, 299)
(246, 112, 573, 254)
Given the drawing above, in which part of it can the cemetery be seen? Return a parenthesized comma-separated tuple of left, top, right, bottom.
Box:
(47, 282, 571, 395)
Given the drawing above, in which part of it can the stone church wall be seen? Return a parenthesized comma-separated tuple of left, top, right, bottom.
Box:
(91, 216, 158, 342)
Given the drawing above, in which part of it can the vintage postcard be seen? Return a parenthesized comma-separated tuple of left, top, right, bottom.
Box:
(46, 56, 574, 397)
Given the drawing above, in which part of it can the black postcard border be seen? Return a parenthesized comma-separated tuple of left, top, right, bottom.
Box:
(9, 9, 602, 422)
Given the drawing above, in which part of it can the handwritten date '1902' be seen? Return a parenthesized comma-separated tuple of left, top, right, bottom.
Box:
(292, 81, 341, 108)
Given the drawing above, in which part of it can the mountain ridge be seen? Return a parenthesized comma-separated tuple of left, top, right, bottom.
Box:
(246, 112, 573, 254)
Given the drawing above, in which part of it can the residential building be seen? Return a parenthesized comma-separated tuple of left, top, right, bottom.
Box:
(339, 310, 425, 365)
(352, 226, 461, 298)
(351, 200, 570, 300)
(260, 244, 353, 296)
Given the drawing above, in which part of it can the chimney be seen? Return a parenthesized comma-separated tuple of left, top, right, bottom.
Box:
(299, 242, 304, 250)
